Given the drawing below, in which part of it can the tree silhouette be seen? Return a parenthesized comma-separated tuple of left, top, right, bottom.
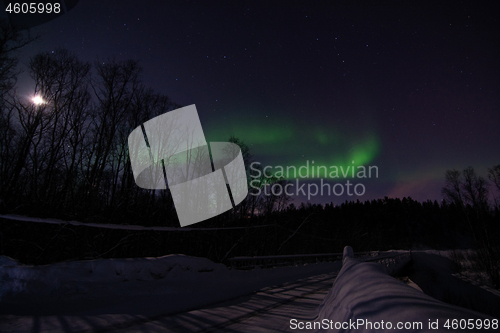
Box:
(441, 169, 464, 209)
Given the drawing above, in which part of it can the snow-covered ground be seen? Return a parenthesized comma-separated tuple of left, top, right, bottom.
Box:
(1, 250, 498, 332)
(0, 254, 343, 332)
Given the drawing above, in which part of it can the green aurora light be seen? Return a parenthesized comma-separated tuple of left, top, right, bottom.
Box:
(205, 119, 381, 180)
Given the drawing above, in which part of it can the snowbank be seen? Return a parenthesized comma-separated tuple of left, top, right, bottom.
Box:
(0, 254, 342, 318)
(0, 255, 225, 302)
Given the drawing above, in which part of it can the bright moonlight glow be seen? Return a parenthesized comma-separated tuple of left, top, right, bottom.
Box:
(32, 95, 46, 105)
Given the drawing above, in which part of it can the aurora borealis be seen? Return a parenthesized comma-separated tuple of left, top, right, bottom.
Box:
(7, 0, 500, 205)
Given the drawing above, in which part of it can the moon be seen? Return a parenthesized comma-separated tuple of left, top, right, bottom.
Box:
(32, 95, 46, 105)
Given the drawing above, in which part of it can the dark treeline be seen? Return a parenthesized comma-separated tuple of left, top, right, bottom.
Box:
(1, 195, 499, 264)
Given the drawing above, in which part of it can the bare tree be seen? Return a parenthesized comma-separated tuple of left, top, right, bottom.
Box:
(0, 19, 37, 203)
(441, 169, 464, 208)
(0, 19, 37, 96)
(462, 166, 489, 213)
(81, 59, 141, 209)
(487, 165, 500, 208)
(3, 96, 47, 201)
(27, 50, 91, 205)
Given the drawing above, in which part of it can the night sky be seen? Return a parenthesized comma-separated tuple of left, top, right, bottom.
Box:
(4, 1, 500, 205)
